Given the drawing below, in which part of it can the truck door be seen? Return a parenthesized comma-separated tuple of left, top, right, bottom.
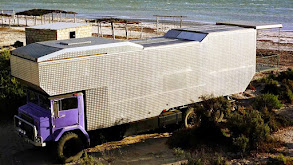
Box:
(53, 96, 79, 129)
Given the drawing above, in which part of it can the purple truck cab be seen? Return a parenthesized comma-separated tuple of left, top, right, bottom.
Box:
(14, 89, 89, 147)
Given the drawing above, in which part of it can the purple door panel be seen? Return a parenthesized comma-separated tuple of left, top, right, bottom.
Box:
(54, 109, 78, 128)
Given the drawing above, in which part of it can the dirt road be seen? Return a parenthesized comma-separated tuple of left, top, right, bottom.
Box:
(0, 121, 57, 165)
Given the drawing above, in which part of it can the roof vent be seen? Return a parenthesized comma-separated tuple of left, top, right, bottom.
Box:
(60, 41, 91, 46)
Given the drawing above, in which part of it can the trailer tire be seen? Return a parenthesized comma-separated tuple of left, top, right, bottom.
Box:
(56, 132, 84, 163)
(184, 108, 201, 128)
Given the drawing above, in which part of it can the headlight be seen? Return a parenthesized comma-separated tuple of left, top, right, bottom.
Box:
(18, 121, 22, 126)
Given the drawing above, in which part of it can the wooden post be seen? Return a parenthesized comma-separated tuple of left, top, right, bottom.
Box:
(156, 16, 159, 34)
(25, 15, 27, 26)
(9, 16, 11, 27)
(65, 13, 67, 22)
(111, 22, 115, 40)
(180, 16, 183, 28)
(100, 22, 103, 37)
(13, 10, 15, 25)
(17, 15, 19, 26)
(44, 15, 46, 24)
(278, 28, 281, 54)
(1, 10, 3, 27)
(74, 14, 76, 23)
(34, 16, 37, 25)
(51, 13, 54, 23)
(95, 20, 99, 37)
(59, 12, 62, 22)
(125, 23, 128, 40)
(140, 23, 143, 39)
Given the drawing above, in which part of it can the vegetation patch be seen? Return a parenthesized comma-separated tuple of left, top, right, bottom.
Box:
(267, 154, 293, 165)
(0, 49, 25, 121)
(167, 74, 293, 164)
(260, 69, 293, 103)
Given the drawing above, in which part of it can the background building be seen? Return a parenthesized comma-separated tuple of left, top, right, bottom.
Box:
(25, 22, 92, 45)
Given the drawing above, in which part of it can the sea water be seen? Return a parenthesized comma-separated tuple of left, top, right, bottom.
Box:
(1, 0, 293, 30)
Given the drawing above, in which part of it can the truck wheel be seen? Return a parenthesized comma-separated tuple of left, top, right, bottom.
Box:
(56, 132, 84, 163)
(184, 108, 201, 128)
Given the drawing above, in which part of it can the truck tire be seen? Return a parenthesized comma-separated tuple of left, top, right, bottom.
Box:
(56, 132, 84, 163)
(184, 108, 201, 128)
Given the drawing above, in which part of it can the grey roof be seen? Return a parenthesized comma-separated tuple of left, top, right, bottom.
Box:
(161, 24, 252, 42)
(178, 24, 244, 34)
(12, 43, 62, 61)
(39, 37, 122, 49)
(131, 37, 190, 47)
(12, 37, 123, 61)
(26, 22, 89, 30)
(216, 22, 283, 29)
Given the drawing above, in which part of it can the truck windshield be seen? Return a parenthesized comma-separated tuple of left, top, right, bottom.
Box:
(27, 90, 50, 110)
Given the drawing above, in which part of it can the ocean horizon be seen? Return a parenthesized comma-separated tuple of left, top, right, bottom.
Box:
(1, 0, 293, 30)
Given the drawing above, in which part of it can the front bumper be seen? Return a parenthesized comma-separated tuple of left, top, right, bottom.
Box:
(14, 115, 46, 147)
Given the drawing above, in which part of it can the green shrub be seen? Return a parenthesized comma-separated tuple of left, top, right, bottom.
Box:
(173, 147, 185, 158)
(213, 155, 228, 165)
(232, 134, 249, 153)
(227, 109, 270, 151)
(194, 95, 232, 124)
(261, 70, 293, 103)
(253, 93, 282, 111)
(279, 85, 293, 103)
(167, 128, 195, 149)
(0, 49, 25, 120)
(276, 68, 293, 81)
(262, 79, 280, 95)
(184, 158, 203, 165)
(267, 154, 293, 165)
(79, 152, 103, 165)
(167, 116, 228, 150)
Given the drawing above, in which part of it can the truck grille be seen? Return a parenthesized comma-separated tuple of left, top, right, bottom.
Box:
(20, 113, 34, 124)
(14, 116, 35, 141)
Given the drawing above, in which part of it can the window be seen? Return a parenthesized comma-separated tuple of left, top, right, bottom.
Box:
(27, 90, 50, 110)
(61, 97, 78, 110)
(70, 31, 76, 38)
(39, 94, 50, 110)
(28, 90, 38, 105)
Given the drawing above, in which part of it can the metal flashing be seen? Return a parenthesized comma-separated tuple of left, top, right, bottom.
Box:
(26, 22, 89, 30)
(216, 22, 283, 29)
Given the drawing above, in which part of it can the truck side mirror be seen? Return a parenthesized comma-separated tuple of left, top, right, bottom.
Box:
(53, 100, 59, 118)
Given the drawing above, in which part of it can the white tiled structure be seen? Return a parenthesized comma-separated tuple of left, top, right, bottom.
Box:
(12, 23, 274, 131)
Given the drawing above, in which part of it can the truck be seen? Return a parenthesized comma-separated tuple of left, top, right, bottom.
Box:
(11, 22, 281, 162)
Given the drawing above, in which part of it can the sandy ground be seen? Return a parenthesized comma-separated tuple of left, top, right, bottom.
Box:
(79, 133, 189, 165)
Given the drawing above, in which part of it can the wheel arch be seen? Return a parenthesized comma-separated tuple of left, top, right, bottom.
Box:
(54, 126, 90, 147)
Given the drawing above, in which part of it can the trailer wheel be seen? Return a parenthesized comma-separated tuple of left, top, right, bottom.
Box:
(184, 108, 201, 128)
(56, 132, 84, 163)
